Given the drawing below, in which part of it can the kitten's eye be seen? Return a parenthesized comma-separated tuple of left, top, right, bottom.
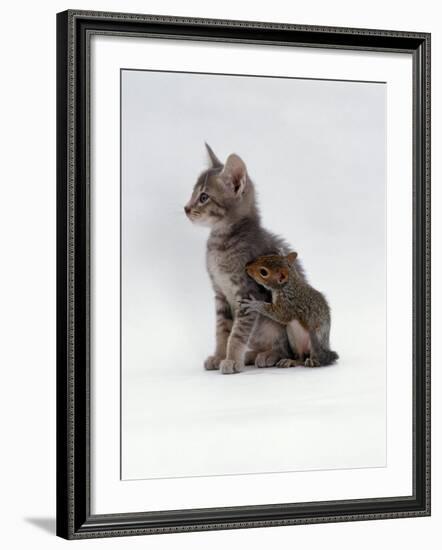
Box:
(259, 268, 269, 278)
(199, 193, 209, 204)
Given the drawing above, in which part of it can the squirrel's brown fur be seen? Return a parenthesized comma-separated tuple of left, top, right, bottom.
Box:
(241, 253, 338, 368)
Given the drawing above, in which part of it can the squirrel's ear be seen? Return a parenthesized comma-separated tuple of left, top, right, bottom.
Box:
(286, 252, 298, 265)
(219, 154, 247, 196)
(205, 142, 223, 168)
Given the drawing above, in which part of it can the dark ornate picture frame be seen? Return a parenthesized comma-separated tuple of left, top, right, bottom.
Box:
(56, 9, 431, 540)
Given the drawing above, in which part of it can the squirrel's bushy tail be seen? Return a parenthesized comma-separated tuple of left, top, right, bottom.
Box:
(319, 349, 339, 366)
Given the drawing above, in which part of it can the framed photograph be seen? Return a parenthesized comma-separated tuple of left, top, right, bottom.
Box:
(56, 10, 431, 539)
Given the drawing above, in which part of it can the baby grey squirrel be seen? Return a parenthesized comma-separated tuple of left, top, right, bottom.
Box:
(240, 252, 338, 367)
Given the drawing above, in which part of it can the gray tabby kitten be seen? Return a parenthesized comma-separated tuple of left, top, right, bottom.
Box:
(184, 144, 307, 374)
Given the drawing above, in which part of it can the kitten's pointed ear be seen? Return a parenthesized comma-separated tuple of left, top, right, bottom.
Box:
(205, 142, 222, 168)
(286, 252, 298, 265)
(219, 154, 247, 196)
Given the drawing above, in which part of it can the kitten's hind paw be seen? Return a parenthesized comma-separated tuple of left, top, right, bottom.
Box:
(255, 351, 281, 368)
(204, 355, 222, 370)
(277, 358, 302, 368)
(220, 359, 243, 374)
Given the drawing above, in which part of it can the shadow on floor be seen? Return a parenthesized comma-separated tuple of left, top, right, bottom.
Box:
(24, 517, 56, 535)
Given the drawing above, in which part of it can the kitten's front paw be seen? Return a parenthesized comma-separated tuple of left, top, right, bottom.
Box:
(255, 351, 281, 368)
(204, 355, 222, 371)
(305, 357, 321, 368)
(220, 359, 243, 374)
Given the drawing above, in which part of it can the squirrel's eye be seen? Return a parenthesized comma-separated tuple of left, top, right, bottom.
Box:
(199, 193, 209, 204)
(259, 268, 269, 278)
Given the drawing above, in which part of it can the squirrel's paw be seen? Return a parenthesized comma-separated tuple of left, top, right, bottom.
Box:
(238, 296, 261, 314)
(304, 357, 321, 368)
(204, 355, 222, 371)
(219, 359, 243, 374)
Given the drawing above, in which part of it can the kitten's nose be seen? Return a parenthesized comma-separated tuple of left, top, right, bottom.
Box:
(184, 205, 191, 215)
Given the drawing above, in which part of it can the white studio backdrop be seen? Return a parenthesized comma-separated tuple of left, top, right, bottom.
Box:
(1, 1, 441, 550)
(121, 70, 387, 480)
